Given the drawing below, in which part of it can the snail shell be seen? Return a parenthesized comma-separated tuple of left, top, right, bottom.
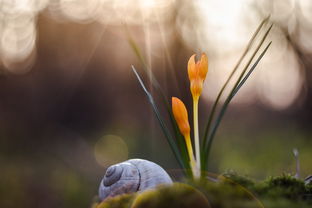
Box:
(98, 159, 173, 200)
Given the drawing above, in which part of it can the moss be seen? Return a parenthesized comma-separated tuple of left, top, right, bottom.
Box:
(306, 184, 312, 194)
(255, 174, 306, 200)
(94, 184, 209, 208)
(95, 194, 135, 208)
(131, 183, 210, 208)
(191, 179, 262, 208)
(304, 184, 312, 204)
(92, 173, 312, 208)
(221, 170, 255, 189)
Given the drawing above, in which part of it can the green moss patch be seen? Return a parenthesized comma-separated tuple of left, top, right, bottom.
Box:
(93, 173, 312, 208)
(95, 194, 135, 208)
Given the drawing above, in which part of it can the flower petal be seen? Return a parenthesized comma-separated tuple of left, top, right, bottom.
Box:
(190, 80, 203, 98)
(188, 54, 197, 81)
(172, 97, 190, 136)
(198, 53, 208, 80)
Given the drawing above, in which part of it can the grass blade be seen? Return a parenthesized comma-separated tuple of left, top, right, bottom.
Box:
(128, 34, 191, 174)
(203, 41, 272, 170)
(201, 17, 270, 167)
(202, 21, 273, 171)
(127, 34, 163, 92)
(231, 42, 272, 99)
(132, 66, 188, 170)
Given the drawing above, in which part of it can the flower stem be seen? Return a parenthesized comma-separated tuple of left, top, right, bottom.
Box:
(193, 97, 201, 176)
(185, 134, 198, 178)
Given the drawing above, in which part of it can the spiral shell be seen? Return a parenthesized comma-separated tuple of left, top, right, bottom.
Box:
(98, 159, 173, 200)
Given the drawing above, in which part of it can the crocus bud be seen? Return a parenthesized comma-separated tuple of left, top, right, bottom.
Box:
(172, 97, 190, 136)
(188, 53, 208, 99)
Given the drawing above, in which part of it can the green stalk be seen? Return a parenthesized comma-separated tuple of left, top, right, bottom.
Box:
(193, 97, 201, 175)
(185, 134, 198, 178)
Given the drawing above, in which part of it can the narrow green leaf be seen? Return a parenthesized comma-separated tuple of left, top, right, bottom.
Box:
(132, 66, 188, 170)
(128, 35, 191, 175)
(201, 17, 270, 170)
(202, 21, 273, 171)
(128, 38, 148, 70)
(231, 42, 272, 98)
(127, 35, 163, 93)
(203, 41, 272, 169)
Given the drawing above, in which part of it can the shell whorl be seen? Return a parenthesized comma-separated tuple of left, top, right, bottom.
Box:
(98, 159, 173, 201)
(103, 165, 123, 186)
(128, 159, 173, 191)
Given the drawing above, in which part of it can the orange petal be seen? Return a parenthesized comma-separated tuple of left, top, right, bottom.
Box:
(190, 79, 203, 98)
(172, 97, 190, 136)
(198, 53, 208, 80)
(188, 54, 197, 81)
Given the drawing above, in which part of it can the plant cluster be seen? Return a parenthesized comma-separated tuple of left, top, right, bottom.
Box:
(132, 17, 272, 179)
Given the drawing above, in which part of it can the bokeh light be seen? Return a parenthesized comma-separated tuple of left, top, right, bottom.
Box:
(257, 45, 303, 109)
(94, 134, 128, 167)
(0, 0, 310, 109)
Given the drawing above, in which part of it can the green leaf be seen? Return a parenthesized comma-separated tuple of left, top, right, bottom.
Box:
(201, 17, 271, 170)
(203, 41, 272, 171)
(128, 35, 191, 175)
(202, 21, 273, 171)
(127, 34, 162, 92)
(231, 42, 272, 98)
(132, 66, 188, 171)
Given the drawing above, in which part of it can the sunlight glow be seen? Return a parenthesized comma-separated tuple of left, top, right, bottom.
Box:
(0, 0, 48, 73)
(258, 49, 302, 110)
(299, 0, 312, 24)
(60, 0, 100, 22)
(179, 0, 305, 109)
(0, 0, 310, 109)
(197, 0, 246, 49)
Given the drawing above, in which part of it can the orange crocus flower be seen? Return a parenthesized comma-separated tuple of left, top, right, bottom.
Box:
(187, 53, 208, 175)
(172, 97, 190, 137)
(188, 53, 208, 99)
(172, 97, 198, 177)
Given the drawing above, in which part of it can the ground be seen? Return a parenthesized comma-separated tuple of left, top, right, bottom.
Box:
(93, 172, 312, 208)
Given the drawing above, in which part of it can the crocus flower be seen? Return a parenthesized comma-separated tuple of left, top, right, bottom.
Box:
(187, 53, 208, 175)
(172, 97, 190, 136)
(188, 53, 208, 99)
(172, 97, 198, 177)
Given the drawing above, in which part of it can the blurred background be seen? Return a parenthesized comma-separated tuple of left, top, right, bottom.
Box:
(0, 0, 312, 207)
